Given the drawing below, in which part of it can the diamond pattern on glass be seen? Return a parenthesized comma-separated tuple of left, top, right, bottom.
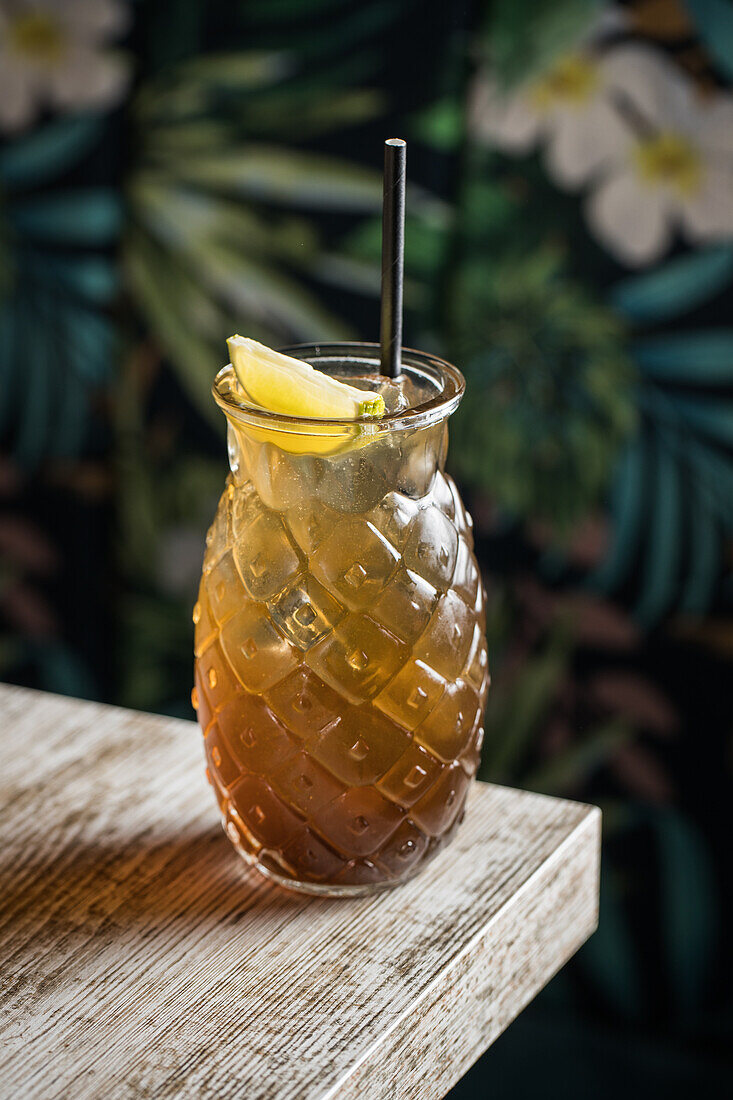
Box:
(376, 741, 443, 808)
(194, 451, 489, 891)
(374, 657, 445, 731)
(307, 613, 407, 704)
(193, 664, 214, 734)
(205, 720, 242, 789)
(310, 518, 400, 611)
(193, 581, 217, 657)
(463, 623, 490, 693)
(271, 750, 347, 815)
(452, 536, 481, 608)
(230, 481, 264, 540)
(295, 604, 317, 627)
(204, 551, 241, 626)
(266, 666, 343, 745)
(370, 566, 438, 645)
(228, 773, 302, 849)
(311, 786, 404, 858)
(431, 471, 456, 520)
(268, 574, 345, 651)
(197, 638, 236, 714)
(309, 705, 409, 787)
(367, 491, 418, 549)
(216, 693, 300, 775)
(282, 828, 346, 882)
(414, 678, 482, 763)
(458, 720, 485, 777)
(376, 819, 430, 876)
(286, 499, 342, 557)
(447, 473, 471, 541)
(233, 511, 302, 602)
(410, 763, 470, 837)
(202, 498, 229, 573)
(219, 602, 299, 692)
(411, 591, 474, 680)
(403, 506, 458, 591)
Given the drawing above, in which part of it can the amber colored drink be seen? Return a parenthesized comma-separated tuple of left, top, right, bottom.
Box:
(193, 344, 489, 896)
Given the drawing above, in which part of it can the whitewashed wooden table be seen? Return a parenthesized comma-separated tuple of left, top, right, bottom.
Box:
(0, 684, 600, 1100)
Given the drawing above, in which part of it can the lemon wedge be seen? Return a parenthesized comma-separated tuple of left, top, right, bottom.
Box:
(227, 336, 385, 420)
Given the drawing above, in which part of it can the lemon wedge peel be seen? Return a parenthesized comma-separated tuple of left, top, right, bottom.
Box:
(227, 335, 385, 420)
(224, 336, 385, 456)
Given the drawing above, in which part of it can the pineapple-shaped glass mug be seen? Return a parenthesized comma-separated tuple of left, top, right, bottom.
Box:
(193, 343, 489, 896)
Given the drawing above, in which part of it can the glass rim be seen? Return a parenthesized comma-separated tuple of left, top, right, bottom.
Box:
(212, 341, 465, 434)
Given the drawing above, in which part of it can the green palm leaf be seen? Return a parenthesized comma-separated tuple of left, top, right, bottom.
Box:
(125, 47, 382, 418)
(0, 115, 107, 189)
(595, 262, 733, 622)
(171, 147, 382, 211)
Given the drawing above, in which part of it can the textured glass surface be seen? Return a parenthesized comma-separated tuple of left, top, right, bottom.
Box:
(193, 352, 489, 895)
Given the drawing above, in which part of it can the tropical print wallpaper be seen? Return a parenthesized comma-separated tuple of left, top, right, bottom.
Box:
(0, 0, 731, 1093)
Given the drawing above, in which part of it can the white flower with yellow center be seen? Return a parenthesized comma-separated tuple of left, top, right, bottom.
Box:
(470, 48, 632, 189)
(0, 0, 130, 132)
(585, 49, 733, 265)
(471, 43, 733, 267)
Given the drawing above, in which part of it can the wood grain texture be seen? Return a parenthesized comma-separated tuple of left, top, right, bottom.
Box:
(0, 684, 600, 1100)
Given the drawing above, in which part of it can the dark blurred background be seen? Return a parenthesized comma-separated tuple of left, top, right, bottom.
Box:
(1, 0, 731, 1094)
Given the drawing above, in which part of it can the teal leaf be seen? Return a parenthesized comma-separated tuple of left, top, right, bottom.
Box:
(15, 298, 51, 466)
(679, 492, 719, 613)
(47, 256, 119, 304)
(52, 375, 88, 459)
(683, 0, 733, 79)
(11, 191, 122, 245)
(634, 331, 733, 384)
(579, 864, 643, 1018)
(62, 305, 116, 384)
(611, 246, 733, 323)
(635, 434, 682, 627)
(0, 115, 106, 189)
(652, 809, 718, 1016)
(175, 147, 382, 211)
(589, 437, 645, 594)
(670, 394, 733, 447)
(642, 388, 733, 520)
(1, 285, 111, 465)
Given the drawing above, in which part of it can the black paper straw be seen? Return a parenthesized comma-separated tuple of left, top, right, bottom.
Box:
(380, 138, 406, 379)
